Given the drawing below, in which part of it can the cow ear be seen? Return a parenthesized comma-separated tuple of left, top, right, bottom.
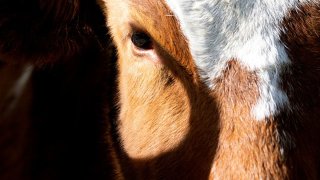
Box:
(0, 0, 108, 66)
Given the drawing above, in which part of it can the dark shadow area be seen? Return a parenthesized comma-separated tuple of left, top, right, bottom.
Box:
(280, 4, 320, 179)
(0, 62, 34, 180)
(30, 41, 117, 180)
(0, 0, 120, 179)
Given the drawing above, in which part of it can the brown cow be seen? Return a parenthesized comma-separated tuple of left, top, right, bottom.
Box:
(0, 1, 119, 179)
(102, 0, 320, 179)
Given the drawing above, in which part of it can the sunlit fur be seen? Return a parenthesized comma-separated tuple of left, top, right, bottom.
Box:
(166, 0, 318, 121)
(104, 0, 320, 179)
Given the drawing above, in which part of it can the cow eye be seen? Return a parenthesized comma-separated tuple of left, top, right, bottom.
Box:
(131, 32, 153, 50)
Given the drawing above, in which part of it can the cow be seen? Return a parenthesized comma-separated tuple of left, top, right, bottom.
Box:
(102, 0, 320, 179)
(0, 1, 119, 179)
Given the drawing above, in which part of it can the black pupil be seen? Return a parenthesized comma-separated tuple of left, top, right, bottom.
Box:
(131, 32, 152, 50)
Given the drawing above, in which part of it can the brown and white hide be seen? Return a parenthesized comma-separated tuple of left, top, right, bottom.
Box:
(102, 0, 320, 179)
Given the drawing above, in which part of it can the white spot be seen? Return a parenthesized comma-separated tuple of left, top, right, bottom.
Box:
(165, 0, 317, 120)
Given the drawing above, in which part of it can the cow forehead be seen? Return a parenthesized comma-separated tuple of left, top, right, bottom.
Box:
(165, 0, 316, 120)
(165, 0, 315, 85)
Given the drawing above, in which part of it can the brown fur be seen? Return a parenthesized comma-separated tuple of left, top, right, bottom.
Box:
(280, 4, 320, 179)
(0, 63, 33, 180)
(105, 0, 218, 179)
(0, 1, 119, 179)
(105, 0, 320, 179)
(0, 0, 106, 65)
(211, 60, 289, 179)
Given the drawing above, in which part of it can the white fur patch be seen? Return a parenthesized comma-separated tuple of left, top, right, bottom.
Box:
(165, 0, 316, 120)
